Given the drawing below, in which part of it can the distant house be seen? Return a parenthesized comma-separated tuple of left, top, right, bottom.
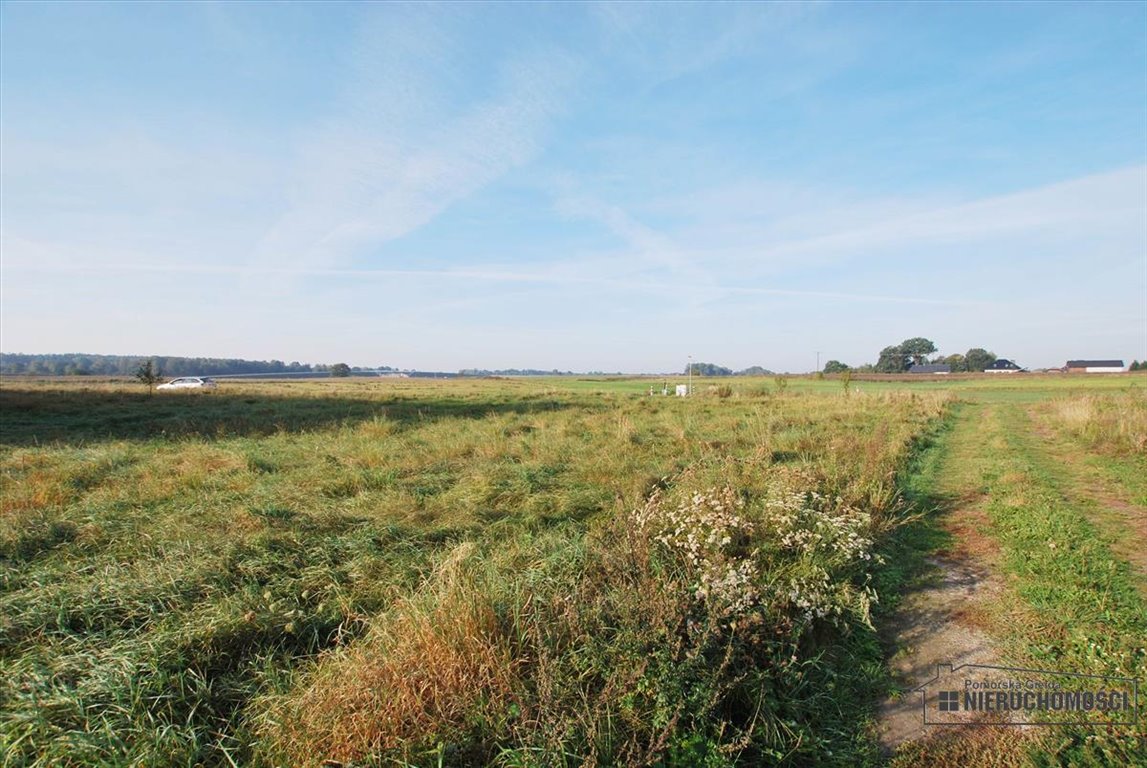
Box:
(907, 363, 951, 374)
(1065, 360, 1125, 374)
(984, 359, 1023, 373)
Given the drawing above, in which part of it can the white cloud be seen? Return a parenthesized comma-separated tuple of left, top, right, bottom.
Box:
(616, 165, 1147, 283)
(751, 165, 1146, 263)
(248, 6, 580, 283)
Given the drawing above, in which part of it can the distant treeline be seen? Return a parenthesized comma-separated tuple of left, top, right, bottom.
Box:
(0, 353, 324, 377)
(459, 368, 580, 377)
(684, 363, 775, 376)
(0, 355, 625, 378)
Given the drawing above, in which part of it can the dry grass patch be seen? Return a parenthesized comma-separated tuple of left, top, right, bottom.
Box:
(262, 544, 521, 766)
(1045, 392, 1147, 456)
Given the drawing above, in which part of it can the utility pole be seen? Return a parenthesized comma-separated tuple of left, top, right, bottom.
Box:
(688, 355, 693, 395)
(816, 351, 820, 373)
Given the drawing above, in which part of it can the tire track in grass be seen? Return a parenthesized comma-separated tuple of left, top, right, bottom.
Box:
(879, 402, 1027, 763)
(966, 404, 1147, 766)
(883, 398, 1147, 765)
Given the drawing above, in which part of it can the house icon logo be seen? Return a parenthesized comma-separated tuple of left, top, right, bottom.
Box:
(914, 663, 1139, 728)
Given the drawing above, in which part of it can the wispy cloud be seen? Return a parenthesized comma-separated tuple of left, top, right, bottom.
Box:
(620, 165, 1147, 280)
(748, 165, 1146, 264)
(249, 6, 580, 283)
(5, 259, 977, 307)
(550, 183, 716, 299)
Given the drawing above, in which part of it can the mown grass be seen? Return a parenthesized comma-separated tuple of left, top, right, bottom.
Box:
(937, 403, 1146, 767)
(1, 378, 958, 766)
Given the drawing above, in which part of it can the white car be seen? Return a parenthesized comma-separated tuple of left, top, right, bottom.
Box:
(156, 377, 218, 391)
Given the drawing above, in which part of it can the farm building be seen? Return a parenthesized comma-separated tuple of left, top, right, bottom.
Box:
(907, 363, 950, 374)
(984, 359, 1023, 373)
(1065, 360, 1125, 373)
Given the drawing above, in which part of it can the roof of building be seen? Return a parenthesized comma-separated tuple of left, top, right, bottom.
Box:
(1065, 360, 1124, 368)
(986, 359, 1022, 370)
(907, 363, 951, 374)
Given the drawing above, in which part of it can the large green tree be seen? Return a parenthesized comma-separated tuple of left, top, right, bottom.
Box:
(875, 345, 908, 373)
(899, 337, 937, 366)
(330, 363, 352, 378)
(964, 348, 997, 372)
(823, 360, 850, 374)
(684, 362, 733, 376)
(943, 353, 967, 372)
(873, 338, 938, 373)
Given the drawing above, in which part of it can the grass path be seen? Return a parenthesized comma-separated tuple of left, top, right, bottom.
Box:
(883, 400, 1147, 766)
(880, 402, 1024, 764)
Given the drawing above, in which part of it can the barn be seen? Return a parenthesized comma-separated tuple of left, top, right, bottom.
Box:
(1065, 360, 1125, 373)
(907, 363, 951, 374)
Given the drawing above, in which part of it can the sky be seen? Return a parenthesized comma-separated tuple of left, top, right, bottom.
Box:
(2, 1, 1145, 373)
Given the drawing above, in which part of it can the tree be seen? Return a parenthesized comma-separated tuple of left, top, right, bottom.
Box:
(134, 360, 163, 394)
(876, 345, 908, 373)
(685, 362, 733, 376)
(899, 337, 937, 366)
(823, 360, 850, 374)
(964, 348, 997, 373)
(943, 354, 967, 373)
(330, 363, 352, 378)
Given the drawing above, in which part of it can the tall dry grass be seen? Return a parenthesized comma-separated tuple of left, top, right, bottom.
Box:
(264, 543, 522, 765)
(1043, 392, 1147, 455)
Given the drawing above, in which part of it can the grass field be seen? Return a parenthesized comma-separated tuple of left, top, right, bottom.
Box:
(1, 374, 1144, 767)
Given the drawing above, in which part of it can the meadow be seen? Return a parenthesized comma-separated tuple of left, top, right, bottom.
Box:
(1, 374, 1143, 767)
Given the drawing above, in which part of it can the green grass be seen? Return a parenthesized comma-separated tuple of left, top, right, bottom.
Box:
(988, 404, 1147, 765)
(889, 399, 1147, 767)
(2, 375, 1143, 766)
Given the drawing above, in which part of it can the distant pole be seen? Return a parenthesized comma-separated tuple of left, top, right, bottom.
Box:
(816, 351, 820, 373)
(688, 355, 693, 396)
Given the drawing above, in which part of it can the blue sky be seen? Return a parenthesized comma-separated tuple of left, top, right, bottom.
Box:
(2, 1, 1144, 372)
